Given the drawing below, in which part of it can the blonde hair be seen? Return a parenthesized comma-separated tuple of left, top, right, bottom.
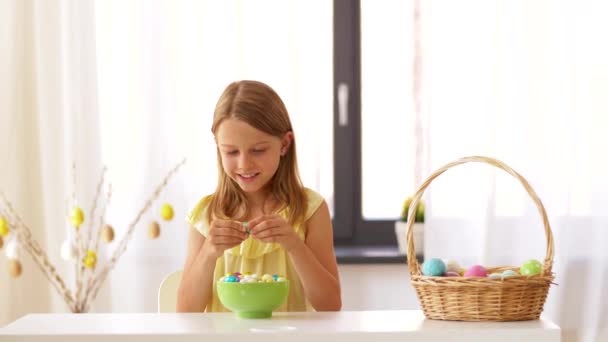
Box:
(206, 80, 308, 226)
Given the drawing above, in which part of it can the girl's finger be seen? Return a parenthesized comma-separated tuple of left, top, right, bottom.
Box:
(252, 228, 285, 240)
(212, 219, 242, 230)
(250, 218, 283, 233)
(247, 215, 277, 230)
(212, 227, 248, 238)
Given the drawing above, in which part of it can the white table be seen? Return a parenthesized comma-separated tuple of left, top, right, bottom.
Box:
(0, 310, 560, 342)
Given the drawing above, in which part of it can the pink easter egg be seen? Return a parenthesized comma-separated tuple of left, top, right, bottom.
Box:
(445, 271, 460, 277)
(464, 265, 488, 277)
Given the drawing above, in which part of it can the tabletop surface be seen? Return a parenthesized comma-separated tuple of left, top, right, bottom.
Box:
(0, 310, 561, 342)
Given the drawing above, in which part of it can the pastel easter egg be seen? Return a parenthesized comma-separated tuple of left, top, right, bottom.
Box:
(70, 206, 85, 228)
(160, 203, 174, 221)
(442, 259, 461, 273)
(225, 275, 239, 282)
(445, 271, 460, 277)
(8, 259, 22, 278)
(520, 259, 542, 276)
(148, 221, 161, 239)
(0, 216, 9, 237)
(489, 273, 502, 279)
(101, 224, 115, 243)
(501, 270, 518, 277)
(422, 258, 447, 276)
(464, 265, 488, 277)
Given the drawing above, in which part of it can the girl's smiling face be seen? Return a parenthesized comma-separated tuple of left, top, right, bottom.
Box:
(216, 118, 290, 194)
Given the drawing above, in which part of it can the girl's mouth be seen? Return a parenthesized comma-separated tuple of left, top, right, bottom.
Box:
(238, 172, 259, 182)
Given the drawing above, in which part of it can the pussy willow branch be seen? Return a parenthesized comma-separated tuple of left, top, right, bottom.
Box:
(74, 167, 107, 312)
(82, 182, 113, 313)
(86, 159, 186, 305)
(0, 193, 76, 311)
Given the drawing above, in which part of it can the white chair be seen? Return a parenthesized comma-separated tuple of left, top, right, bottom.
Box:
(158, 270, 182, 313)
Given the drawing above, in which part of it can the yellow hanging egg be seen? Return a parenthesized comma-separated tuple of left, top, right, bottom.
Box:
(83, 250, 97, 269)
(148, 221, 160, 239)
(160, 203, 174, 221)
(8, 259, 22, 278)
(101, 224, 115, 243)
(0, 216, 9, 237)
(70, 206, 85, 228)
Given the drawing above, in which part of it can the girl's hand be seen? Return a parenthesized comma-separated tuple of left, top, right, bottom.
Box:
(204, 219, 248, 259)
(248, 214, 299, 249)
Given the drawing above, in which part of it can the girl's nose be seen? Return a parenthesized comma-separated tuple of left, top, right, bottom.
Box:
(238, 154, 253, 169)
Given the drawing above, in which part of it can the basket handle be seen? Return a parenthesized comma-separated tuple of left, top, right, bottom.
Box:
(406, 156, 554, 276)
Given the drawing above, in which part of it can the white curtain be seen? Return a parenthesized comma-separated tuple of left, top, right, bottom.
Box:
(1, 0, 332, 321)
(420, 1, 608, 341)
(0, 0, 108, 324)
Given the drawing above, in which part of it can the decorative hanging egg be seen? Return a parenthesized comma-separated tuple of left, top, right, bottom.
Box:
(8, 259, 22, 278)
(60, 239, 78, 261)
(0, 216, 9, 237)
(160, 204, 174, 221)
(5, 240, 18, 259)
(83, 250, 97, 269)
(148, 221, 160, 239)
(0, 236, 3, 249)
(70, 206, 85, 228)
(101, 224, 115, 243)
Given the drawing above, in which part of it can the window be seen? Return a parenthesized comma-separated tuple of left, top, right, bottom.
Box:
(333, 0, 416, 246)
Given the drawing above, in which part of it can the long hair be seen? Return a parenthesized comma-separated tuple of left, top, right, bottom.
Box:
(206, 80, 308, 227)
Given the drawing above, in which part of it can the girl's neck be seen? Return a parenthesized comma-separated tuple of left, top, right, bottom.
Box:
(244, 187, 279, 217)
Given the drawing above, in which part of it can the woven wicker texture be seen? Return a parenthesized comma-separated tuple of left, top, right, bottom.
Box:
(406, 156, 555, 321)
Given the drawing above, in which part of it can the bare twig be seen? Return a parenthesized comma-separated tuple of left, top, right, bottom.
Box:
(0, 195, 76, 311)
(87, 159, 186, 304)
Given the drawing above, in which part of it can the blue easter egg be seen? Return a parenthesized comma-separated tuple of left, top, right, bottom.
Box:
(422, 258, 447, 276)
(225, 275, 239, 282)
(501, 270, 518, 278)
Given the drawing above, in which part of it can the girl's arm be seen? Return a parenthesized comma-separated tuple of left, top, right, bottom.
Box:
(176, 219, 247, 312)
(286, 201, 342, 311)
(175, 227, 216, 312)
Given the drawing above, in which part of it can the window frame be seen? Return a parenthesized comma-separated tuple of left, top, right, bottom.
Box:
(332, 0, 399, 247)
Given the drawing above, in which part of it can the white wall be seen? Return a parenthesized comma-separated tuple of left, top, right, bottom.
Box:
(338, 264, 420, 310)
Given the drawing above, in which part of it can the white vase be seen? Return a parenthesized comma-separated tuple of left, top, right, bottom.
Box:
(394, 221, 424, 256)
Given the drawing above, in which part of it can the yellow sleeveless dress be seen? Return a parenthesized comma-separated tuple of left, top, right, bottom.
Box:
(186, 188, 324, 312)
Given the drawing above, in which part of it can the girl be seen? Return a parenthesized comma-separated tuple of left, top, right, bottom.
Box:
(176, 80, 342, 312)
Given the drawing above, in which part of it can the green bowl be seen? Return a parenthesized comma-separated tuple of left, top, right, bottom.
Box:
(217, 280, 289, 318)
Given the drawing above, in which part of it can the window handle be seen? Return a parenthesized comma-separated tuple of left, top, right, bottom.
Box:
(338, 82, 349, 127)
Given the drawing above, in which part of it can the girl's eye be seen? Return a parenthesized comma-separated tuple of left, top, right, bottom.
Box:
(253, 149, 266, 154)
(226, 150, 238, 155)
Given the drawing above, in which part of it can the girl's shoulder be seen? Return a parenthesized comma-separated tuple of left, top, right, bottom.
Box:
(186, 194, 214, 225)
(302, 187, 325, 221)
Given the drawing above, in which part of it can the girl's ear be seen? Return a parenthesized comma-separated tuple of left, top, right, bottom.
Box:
(281, 132, 294, 156)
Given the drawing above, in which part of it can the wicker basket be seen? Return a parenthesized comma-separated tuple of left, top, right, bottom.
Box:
(406, 156, 555, 322)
